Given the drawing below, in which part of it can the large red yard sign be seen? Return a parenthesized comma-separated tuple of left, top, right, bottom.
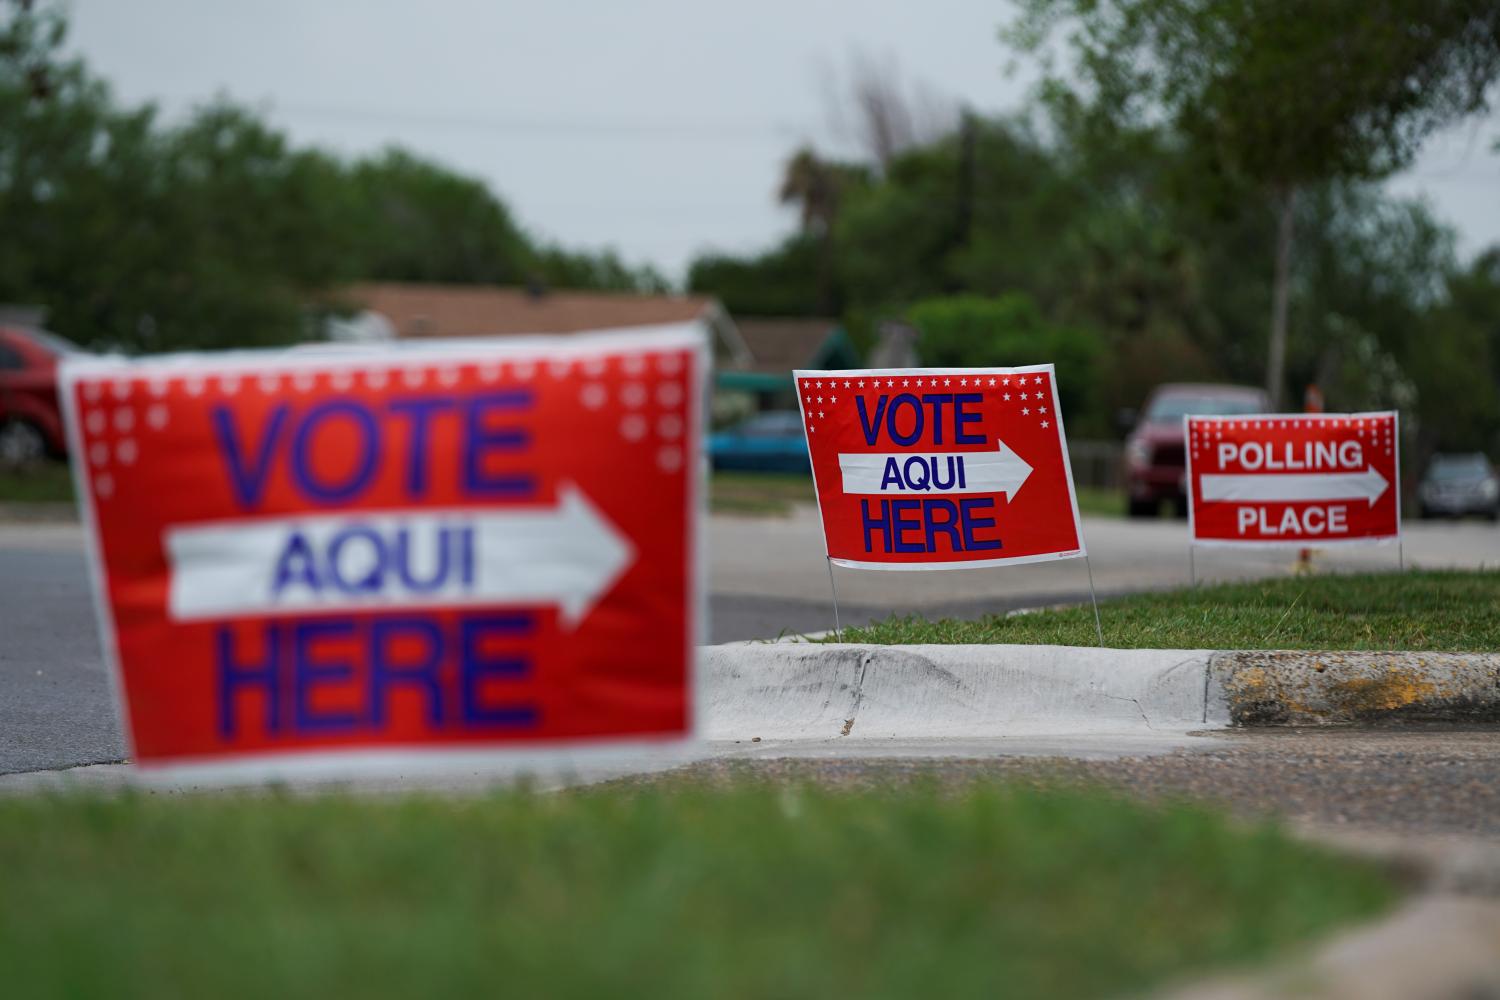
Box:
(61, 326, 704, 776)
(1185, 412, 1400, 546)
(795, 366, 1085, 570)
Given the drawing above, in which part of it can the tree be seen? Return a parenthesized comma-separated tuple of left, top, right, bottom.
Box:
(688, 236, 828, 317)
(0, 1, 666, 353)
(776, 147, 869, 314)
(1010, 0, 1500, 406)
(906, 292, 1109, 434)
(1408, 249, 1500, 459)
(345, 148, 536, 286)
(823, 50, 960, 172)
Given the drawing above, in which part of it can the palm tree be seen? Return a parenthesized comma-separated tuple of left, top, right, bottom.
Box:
(778, 148, 868, 314)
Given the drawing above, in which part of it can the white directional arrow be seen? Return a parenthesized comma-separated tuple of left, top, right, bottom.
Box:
(165, 482, 634, 628)
(838, 441, 1033, 498)
(1199, 467, 1389, 507)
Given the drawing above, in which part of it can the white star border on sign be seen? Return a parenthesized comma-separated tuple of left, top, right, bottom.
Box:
(800, 370, 1059, 436)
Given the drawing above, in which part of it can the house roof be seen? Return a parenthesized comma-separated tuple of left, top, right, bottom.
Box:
(734, 318, 843, 374)
(341, 281, 719, 339)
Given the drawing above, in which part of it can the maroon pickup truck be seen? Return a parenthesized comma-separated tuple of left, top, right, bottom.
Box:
(1124, 383, 1269, 517)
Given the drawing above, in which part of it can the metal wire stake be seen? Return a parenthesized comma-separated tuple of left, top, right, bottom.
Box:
(1398, 537, 1405, 573)
(1084, 553, 1105, 647)
(825, 556, 843, 642)
(1189, 544, 1197, 587)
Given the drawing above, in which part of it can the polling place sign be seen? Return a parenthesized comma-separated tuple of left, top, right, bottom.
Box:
(61, 325, 704, 775)
(1185, 412, 1400, 546)
(796, 365, 1085, 570)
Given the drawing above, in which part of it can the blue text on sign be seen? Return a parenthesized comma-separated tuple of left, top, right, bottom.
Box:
(855, 393, 986, 447)
(211, 390, 536, 508)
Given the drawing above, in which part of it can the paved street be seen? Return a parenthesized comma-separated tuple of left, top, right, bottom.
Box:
(710, 506, 1500, 611)
(0, 513, 1497, 774)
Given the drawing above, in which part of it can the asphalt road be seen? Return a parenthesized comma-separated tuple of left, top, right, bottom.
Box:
(1, 514, 1496, 774)
(0, 530, 1077, 772)
(0, 543, 120, 772)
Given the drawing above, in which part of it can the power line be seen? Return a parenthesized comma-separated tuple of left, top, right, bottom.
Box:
(160, 95, 820, 144)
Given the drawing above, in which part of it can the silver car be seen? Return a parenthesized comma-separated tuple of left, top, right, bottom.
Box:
(1419, 453, 1499, 521)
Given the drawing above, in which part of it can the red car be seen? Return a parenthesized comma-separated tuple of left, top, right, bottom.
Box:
(0, 325, 81, 465)
(1124, 383, 1269, 517)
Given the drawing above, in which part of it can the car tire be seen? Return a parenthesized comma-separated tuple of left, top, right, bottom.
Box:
(1127, 498, 1157, 518)
(0, 419, 47, 470)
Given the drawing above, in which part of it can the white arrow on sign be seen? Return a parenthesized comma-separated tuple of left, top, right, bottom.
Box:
(838, 442, 1033, 498)
(165, 482, 634, 628)
(1199, 467, 1389, 507)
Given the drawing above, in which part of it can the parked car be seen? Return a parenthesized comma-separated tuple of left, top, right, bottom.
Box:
(709, 410, 811, 474)
(0, 325, 80, 467)
(1123, 383, 1270, 517)
(1419, 453, 1499, 520)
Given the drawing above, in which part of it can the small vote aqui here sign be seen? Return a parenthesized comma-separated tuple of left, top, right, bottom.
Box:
(796, 366, 1085, 570)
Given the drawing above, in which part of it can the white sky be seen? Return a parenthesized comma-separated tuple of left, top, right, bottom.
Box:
(62, 0, 1500, 282)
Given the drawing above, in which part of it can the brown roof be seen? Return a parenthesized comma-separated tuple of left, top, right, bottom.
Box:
(734, 318, 839, 373)
(342, 282, 717, 339)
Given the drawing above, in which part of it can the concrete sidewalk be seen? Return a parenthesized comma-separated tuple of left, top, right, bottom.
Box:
(8, 642, 1497, 795)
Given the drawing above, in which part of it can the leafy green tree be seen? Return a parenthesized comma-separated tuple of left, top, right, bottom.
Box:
(906, 292, 1109, 434)
(530, 244, 668, 294)
(1408, 250, 1500, 459)
(344, 148, 534, 286)
(1010, 0, 1500, 406)
(688, 236, 828, 316)
(0, 1, 666, 353)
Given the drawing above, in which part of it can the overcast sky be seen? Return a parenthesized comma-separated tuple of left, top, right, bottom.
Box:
(63, 0, 1500, 283)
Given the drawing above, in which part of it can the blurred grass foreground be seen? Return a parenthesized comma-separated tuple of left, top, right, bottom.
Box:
(0, 781, 1393, 999)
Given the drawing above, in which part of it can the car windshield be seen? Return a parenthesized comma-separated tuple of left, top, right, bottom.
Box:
(15, 327, 83, 356)
(736, 412, 802, 438)
(1430, 455, 1491, 480)
(1146, 394, 1263, 421)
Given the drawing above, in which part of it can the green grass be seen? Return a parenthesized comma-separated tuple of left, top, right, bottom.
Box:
(0, 461, 74, 503)
(836, 570, 1500, 650)
(0, 782, 1394, 1000)
(710, 470, 815, 515)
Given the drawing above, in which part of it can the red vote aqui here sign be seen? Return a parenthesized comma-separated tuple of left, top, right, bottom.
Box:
(795, 365, 1085, 570)
(1185, 411, 1400, 546)
(61, 325, 704, 775)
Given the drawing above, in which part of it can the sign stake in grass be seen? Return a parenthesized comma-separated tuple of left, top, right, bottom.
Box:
(825, 555, 843, 641)
(1084, 553, 1104, 646)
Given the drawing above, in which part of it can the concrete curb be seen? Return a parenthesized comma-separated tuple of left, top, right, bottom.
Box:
(701, 644, 1216, 740)
(1209, 650, 1500, 726)
(701, 645, 1500, 740)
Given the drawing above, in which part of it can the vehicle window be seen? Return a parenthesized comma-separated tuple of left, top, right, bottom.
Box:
(0, 342, 24, 371)
(1430, 455, 1490, 480)
(1146, 395, 1264, 421)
